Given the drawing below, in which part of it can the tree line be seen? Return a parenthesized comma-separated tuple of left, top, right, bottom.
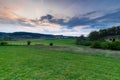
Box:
(88, 26, 120, 41)
(76, 26, 120, 50)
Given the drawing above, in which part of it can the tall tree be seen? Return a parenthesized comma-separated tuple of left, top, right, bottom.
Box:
(76, 35, 85, 45)
(89, 31, 100, 41)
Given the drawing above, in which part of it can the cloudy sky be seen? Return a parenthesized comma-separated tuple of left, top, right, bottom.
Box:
(0, 0, 120, 36)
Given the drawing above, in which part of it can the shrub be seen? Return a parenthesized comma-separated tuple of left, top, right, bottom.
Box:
(49, 43, 53, 46)
(91, 41, 101, 48)
(82, 41, 92, 46)
(110, 41, 120, 50)
(76, 39, 92, 46)
(101, 42, 112, 49)
(0, 42, 8, 46)
(91, 41, 120, 50)
(27, 41, 31, 45)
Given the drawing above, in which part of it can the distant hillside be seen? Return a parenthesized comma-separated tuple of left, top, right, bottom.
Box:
(0, 32, 75, 40)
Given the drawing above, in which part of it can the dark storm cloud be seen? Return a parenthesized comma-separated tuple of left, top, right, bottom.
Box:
(94, 9, 120, 23)
(40, 8, 120, 28)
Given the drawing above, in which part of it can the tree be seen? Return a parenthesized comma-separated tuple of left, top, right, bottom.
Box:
(27, 41, 31, 45)
(49, 43, 53, 46)
(88, 31, 100, 41)
(76, 35, 85, 45)
(88, 26, 120, 41)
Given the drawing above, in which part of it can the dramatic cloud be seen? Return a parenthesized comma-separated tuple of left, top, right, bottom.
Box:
(0, 0, 120, 36)
(0, 6, 36, 27)
(40, 8, 120, 29)
(94, 9, 120, 23)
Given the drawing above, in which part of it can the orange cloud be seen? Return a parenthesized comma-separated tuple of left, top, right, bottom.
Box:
(0, 6, 22, 20)
(0, 6, 36, 27)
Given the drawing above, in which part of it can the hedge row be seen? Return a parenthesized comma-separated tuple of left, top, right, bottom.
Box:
(91, 41, 120, 50)
(0, 42, 8, 46)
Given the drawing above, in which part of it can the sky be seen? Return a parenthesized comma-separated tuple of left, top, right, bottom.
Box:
(0, 0, 120, 36)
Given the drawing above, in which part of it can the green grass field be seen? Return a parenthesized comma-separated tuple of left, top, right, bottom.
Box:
(0, 39, 120, 80)
(6, 39, 76, 46)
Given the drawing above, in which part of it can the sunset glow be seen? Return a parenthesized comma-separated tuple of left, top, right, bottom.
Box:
(0, 0, 120, 36)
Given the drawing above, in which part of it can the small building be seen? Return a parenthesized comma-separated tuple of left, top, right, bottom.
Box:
(103, 35, 120, 42)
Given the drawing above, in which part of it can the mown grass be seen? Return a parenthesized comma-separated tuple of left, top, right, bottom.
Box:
(0, 46, 120, 80)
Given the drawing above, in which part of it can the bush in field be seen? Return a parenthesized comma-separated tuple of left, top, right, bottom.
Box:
(0, 42, 8, 46)
(49, 43, 53, 46)
(27, 41, 31, 45)
(91, 41, 101, 48)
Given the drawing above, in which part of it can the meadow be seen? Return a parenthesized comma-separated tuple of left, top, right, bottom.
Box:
(0, 39, 120, 80)
(6, 39, 76, 46)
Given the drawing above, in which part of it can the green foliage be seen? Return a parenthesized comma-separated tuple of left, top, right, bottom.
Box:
(89, 31, 100, 41)
(27, 41, 31, 45)
(76, 35, 85, 45)
(49, 43, 53, 46)
(76, 35, 92, 46)
(110, 41, 120, 50)
(91, 41, 120, 50)
(91, 41, 101, 48)
(100, 42, 112, 49)
(79, 41, 92, 46)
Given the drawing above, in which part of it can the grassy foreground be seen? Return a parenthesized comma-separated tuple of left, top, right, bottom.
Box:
(0, 46, 120, 80)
